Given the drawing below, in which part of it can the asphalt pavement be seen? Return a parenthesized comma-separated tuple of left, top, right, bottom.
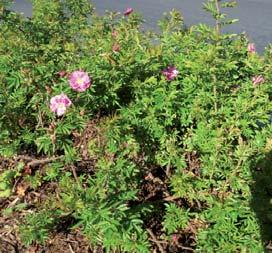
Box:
(12, 0, 272, 52)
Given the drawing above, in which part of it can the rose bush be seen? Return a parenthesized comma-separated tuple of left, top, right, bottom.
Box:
(0, 0, 272, 252)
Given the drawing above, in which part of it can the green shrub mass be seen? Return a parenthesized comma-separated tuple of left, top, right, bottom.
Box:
(1, 0, 272, 252)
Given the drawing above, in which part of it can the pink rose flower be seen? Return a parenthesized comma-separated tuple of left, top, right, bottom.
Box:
(112, 30, 118, 38)
(58, 70, 67, 77)
(50, 93, 72, 116)
(172, 234, 178, 242)
(252, 75, 265, 86)
(112, 43, 120, 53)
(247, 43, 256, 54)
(124, 7, 133, 16)
(162, 66, 179, 81)
(69, 70, 91, 92)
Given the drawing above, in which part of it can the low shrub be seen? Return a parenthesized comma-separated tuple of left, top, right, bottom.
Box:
(0, 0, 272, 252)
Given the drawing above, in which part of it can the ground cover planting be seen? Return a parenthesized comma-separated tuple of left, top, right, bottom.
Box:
(0, 0, 272, 252)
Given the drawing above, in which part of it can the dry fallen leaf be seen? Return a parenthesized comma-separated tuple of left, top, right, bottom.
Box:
(16, 184, 28, 197)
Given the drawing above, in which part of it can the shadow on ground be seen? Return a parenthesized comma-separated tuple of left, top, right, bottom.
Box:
(251, 151, 272, 252)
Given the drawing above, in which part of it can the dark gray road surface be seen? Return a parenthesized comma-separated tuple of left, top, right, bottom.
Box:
(12, 0, 272, 52)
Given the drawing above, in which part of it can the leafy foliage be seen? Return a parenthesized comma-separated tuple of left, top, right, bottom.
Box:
(0, 0, 272, 252)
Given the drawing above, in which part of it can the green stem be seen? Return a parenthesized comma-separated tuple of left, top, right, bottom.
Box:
(213, 75, 218, 113)
(214, 0, 221, 35)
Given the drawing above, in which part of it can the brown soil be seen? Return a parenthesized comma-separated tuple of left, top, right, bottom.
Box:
(131, 151, 205, 253)
(0, 127, 203, 253)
